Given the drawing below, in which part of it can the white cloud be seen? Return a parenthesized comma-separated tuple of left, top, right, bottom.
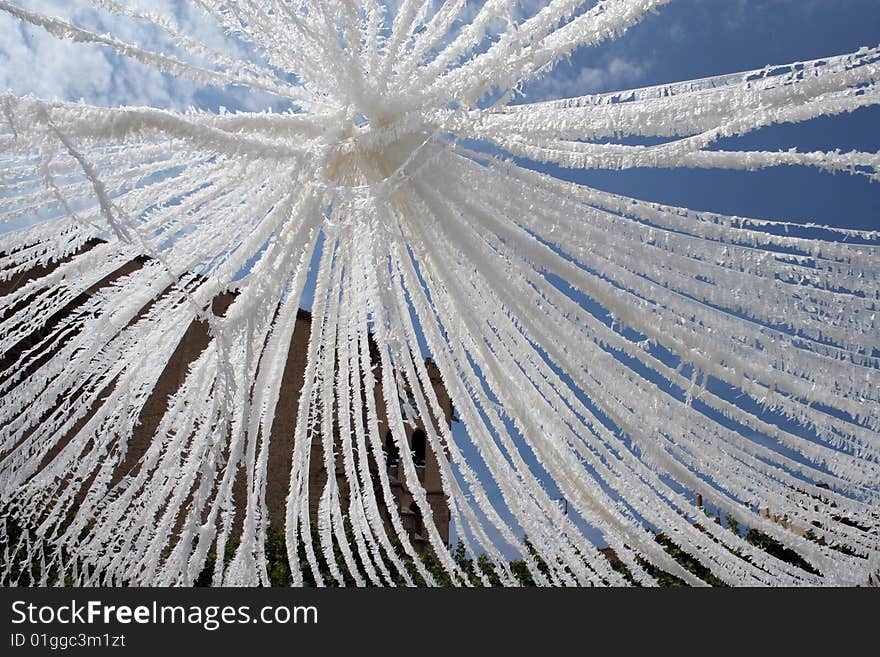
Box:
(0, 1, 654, 110)
(693, 0, 825, 29)
(523, 56, 648, 101)
(1, 12, 114, 101)
(0, 0, 271, 111)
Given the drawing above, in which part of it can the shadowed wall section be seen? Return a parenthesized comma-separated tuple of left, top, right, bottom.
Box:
(0, 246, 453, 564)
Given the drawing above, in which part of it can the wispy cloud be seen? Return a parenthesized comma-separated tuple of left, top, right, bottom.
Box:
(523, 56, 648, 101)
(693, 0, 825, 29)
(0, 0, 276, 111)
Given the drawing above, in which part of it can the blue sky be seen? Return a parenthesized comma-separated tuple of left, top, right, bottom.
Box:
(524, 0, 880, 232)
(1, 1, 878, 557)
(2, 1, 877, 231)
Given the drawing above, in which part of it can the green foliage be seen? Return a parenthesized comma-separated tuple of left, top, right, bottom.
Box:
(3, 501, 837, 587)
(744, 528, 820, 575)
(0, 510, 80, 586)
(726, 514, 741, 536)
(650, 533, 728, 587)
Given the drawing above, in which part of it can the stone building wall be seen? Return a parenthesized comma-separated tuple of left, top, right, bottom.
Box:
(1, 244, 452, 554)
